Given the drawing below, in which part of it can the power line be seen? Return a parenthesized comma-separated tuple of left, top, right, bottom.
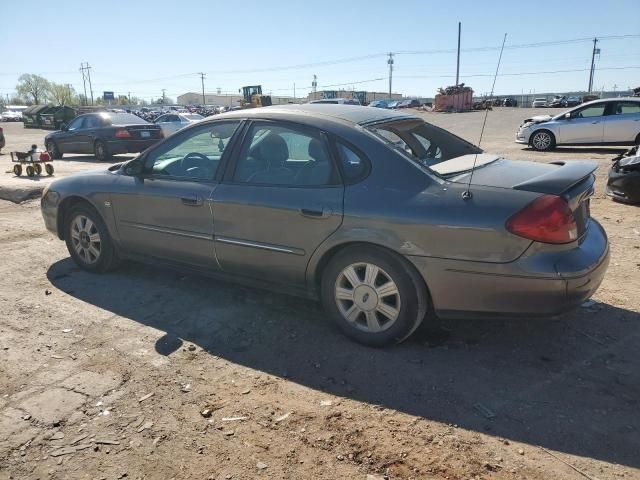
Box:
(396, 65, 640, 79)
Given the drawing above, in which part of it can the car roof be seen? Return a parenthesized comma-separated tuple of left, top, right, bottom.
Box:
(217, 104, 419, 126)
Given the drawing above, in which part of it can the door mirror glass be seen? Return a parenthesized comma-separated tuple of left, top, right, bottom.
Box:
(124, 158, 144, 176)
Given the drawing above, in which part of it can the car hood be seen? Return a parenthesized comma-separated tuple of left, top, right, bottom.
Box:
(522, 114, 553, 125)
(443, 157, 598, 194)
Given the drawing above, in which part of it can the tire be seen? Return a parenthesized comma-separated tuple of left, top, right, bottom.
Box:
(530, 130, 556, 151)
(64, 203, 120, 273)
(45, 163, 54, 175)
(46, 140, 63, 160)
(94, 140, 111, 161)
(320, 245, 428, 347)
(34, 163, 42, 175)
(26, 165, 35, 177)
(13, 164, 22, 176)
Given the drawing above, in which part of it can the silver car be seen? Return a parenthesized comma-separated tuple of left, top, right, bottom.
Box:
(516, 98, 640, 151)
(154, 112, 204, 137)
(41, 105, 609, 347)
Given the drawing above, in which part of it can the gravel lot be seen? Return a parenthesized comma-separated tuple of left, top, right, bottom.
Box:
(1, 108, 639, 480)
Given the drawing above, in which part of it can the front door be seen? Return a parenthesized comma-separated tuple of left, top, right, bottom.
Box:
(110, 120, 242, 269)
(558, 102, 607, 144)
(212, 121, 344, 286)
(58, 115, 90, 154)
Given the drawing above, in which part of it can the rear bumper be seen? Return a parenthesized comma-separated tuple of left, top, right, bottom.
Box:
(407, 219, 609, 318)
(106, 139, 160, 155)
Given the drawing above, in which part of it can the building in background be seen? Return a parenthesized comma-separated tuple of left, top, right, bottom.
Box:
(177, 92, 298, 106)
(307, 90, 402, 104)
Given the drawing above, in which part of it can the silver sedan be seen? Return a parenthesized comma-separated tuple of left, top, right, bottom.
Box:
(154, 112, 204, 137)
(516, 98, 640, 151)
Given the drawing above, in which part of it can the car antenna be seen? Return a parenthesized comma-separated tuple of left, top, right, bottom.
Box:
(462, 33, 507, 200)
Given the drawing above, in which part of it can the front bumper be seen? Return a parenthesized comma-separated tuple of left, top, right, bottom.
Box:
(606, 166, 640, 204)
(41, 190, 60, 237)
(515, 129, 531, 144)
(407, 219, 610, 318)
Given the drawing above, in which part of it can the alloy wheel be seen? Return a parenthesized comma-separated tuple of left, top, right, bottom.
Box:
(70, 214, 101, 264)
(334, 262, 401, 333)
(532, 132, 552, 150)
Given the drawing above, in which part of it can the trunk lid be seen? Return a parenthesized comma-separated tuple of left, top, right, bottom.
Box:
(442, 157, 597, 240)
(121, 124, 163, 139)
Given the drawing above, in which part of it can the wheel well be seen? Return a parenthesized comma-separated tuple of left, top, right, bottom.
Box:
(313, 241, 429, 300)
(56, 196, 94, 240)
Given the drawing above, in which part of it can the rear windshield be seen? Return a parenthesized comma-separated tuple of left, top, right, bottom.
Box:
(366, 119, 482, 170)
(107, 113, 149, 125)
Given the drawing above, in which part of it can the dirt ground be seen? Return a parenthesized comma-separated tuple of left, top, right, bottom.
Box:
(0, 108, 639, 480)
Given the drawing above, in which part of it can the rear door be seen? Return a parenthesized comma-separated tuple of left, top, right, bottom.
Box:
(603, 101, 640, 143)
(558, 102, 607, 144)
(211, 120, 344, 286)
(110, 120, 242, 268)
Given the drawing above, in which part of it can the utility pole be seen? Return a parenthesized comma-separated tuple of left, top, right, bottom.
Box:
(80, 62, 94, 105)
(198, 72, 206, 105)
(387, 53, 394, 98)
(312, 74, 317, 100)
(588, 37, 598, 93)
(293, 82, 296, 101)
(455, 22, 461, 86)
(161, 89, 167, 105)
(79, 63, 88, 106)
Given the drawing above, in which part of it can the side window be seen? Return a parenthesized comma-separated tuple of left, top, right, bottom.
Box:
(615, 102, 640, 115)
(85, 116, 103, 128)
(146, 121, 240, 180)
(575, 104, 605, 118)
(336, 142, 369, 184)
(155, 115, 168, 123)
(67, 116, 85, 131)
(233, 123, 335, 186)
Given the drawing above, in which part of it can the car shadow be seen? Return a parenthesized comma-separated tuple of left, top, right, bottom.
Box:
(47, 258, 640, 469)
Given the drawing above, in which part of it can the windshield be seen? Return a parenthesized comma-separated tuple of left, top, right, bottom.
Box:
(367, 119, 482, 171)
(107, 113, 149, 125)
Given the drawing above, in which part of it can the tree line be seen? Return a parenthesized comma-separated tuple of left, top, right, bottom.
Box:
(2, 74, 162, 107)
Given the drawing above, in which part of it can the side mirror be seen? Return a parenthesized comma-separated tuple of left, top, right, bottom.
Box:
(60, 123, 68, 131)
(124, 158, 144, 176)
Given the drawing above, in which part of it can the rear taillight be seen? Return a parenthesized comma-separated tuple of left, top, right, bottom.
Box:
(506, 194, 578, 244)
(114, 128, 132, 138)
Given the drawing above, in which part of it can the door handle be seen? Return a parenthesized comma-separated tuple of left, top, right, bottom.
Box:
(181, 195, 203, 206)
(591, 121, 600, 124)
(300, 207, 332, 219)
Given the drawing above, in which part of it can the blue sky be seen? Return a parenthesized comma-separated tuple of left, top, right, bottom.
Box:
(2, 0, 639, 102)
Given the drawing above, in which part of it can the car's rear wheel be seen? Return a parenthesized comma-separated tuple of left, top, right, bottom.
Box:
(530, 130, 556, 151)
(65, 204, 119, 273)
(321, 245, 428, 347)
(94, 140, 111, 161)
(46, 140, 63, 159)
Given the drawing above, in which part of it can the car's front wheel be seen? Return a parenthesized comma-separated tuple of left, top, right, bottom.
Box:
(321, 245, 428, 347)
(46, 140, 63, 159)
(530, 130, 556, 151)
(65, 204, 119, 273)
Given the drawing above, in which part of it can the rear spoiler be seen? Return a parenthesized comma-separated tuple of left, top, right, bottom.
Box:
(512, 160, 597, 195)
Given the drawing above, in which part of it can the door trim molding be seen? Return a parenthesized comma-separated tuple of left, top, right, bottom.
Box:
(121, 221, 213, 241)
(215, 235, 304, 255)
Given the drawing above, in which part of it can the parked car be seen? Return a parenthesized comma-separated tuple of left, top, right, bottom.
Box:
(532, 98, 548, 108)
(45, 112, 163, 161)
(549, 96, 568, 108)
(309, 98, 361, 105)
(566, 96, 581, 107)
(607, 146, 640, 204)
(1, 110, 23, 122)
(154, 112, 204, 137)
(397, 99, 421, 109)
(387, 100, 401, 109)
(368, 100, 389, 108)
(502, 98, 518, 107)
(516, 97, 640, 151)
(41, 105, 610, 346)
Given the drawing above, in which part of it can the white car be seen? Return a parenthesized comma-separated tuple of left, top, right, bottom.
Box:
(154, 113, 204, 136)
(309, 98, 361, 105)
(516, 97, 640, 151)
(532, 98, 547, 108)
(1, 110, 23, 122)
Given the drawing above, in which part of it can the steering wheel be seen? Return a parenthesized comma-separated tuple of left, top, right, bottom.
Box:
(180, 152, 209, 173)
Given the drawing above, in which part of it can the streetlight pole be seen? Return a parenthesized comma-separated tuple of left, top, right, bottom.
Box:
(199, 72, 206, 105)
(387, 53, 394, 98)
